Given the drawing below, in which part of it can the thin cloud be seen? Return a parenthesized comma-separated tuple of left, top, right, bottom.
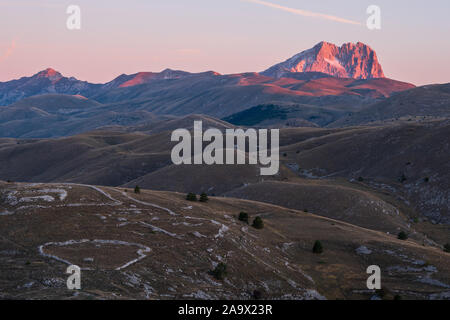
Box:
(0, 40, 16, 64)
(243, 0, 362, 26)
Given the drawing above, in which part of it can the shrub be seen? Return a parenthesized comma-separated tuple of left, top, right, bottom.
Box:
(238, 212, 249, 224)
(376, 288, 395, 300)
(252, 216, 264, 229)
(444, 243, 450, 253)
(199, 192, 209, 202)
(397, 231, 408, 240)
(186, 193, 197, 201)
(357, 176, 364, 182)
(252, 290, 262, 300)
(210, 262, 228, 280)
(134, 185, 140, 194)
(376, 288, 387, 299)
(424, 177, 430, 183)
(312, 240, 323, 254)
(399, 173, 407, 183)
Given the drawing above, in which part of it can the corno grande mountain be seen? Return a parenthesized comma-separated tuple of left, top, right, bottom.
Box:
(262, 41, 385, 79)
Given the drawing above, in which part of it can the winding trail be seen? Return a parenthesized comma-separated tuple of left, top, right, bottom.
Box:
(120, 191, 177, 216)
(38, 239, 151, 271)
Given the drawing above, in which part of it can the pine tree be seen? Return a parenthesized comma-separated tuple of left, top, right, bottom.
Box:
(238, 212, 249, 224)
(134, 185, 140, 194)
(397, 231, 408, 240)
(199, 192, 209, 202)
(313, 240, 323, 254)
(252, 216, 264, 229)
(186, 192, 197, 201)
(443, 243, 450, 253)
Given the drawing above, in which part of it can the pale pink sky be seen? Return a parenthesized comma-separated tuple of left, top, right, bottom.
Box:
(1, 0, 449, 85)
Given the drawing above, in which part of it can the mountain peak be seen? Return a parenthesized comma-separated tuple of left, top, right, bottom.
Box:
(34, 68, 64, 81)
(262, 41, 385, 79)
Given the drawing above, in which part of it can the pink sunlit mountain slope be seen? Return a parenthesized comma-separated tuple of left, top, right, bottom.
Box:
(262, 41, 385, 79)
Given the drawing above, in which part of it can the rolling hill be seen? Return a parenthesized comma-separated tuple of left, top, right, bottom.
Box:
(330, 83, 450, 127)
(0, 118, 448, 229)
(0, 73, 414, 138)
(1, 181, 449, 299)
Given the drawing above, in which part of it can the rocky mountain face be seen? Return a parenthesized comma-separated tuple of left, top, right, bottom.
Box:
(262, 41, 385, 79)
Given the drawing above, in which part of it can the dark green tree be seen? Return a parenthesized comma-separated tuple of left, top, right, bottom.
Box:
(134, 185, 141, 194)
(444, 243, 450, 253)
(312, 240, 323, 254)
(397, 231, 408, 240)
(252, 216, 264, 229)
(199, 192, 209, 202)
(186, 192, 197, 201)
(238, 212, 249, 224)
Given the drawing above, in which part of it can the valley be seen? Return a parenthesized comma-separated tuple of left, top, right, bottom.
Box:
(0, 40, 448, 300)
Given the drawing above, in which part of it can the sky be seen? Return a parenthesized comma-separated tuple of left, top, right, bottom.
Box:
(0, 0, 449, 85)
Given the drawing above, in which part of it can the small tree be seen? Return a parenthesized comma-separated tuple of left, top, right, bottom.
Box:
(312, 240, 323, 254)
(397, 231, 408, 240)
(186, 192, 197, 201)
(252, 216, 264, 229)
(199, 192, 209, 202)
(444, 243, 450, 253)
(211, 262, 228, 280)
(238, 212, 249, 224)
(134, 185, 141, 194)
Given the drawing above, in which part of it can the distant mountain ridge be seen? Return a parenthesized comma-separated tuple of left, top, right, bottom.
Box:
(0, 41, 429, 138)
(262, 41, 385, 79)
(0, 68, 216, 106)
(1, 41, 393, 106)
(0, 68, 99, 106)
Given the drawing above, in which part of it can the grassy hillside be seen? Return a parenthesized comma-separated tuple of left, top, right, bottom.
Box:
(1, 181, 449, 300)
